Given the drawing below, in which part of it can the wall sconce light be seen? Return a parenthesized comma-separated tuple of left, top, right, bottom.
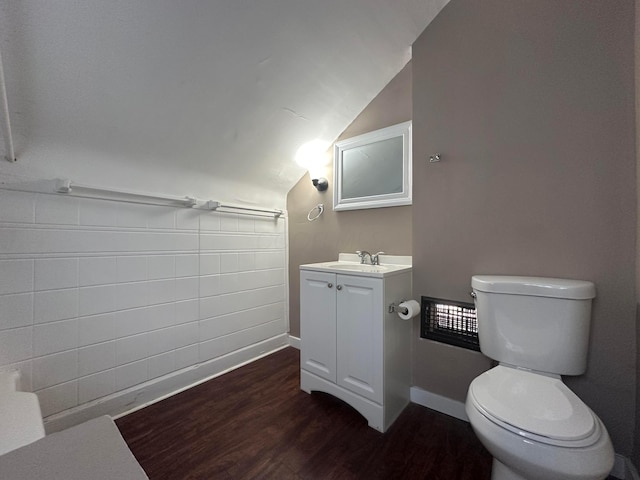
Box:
(296, 139, 330, 192)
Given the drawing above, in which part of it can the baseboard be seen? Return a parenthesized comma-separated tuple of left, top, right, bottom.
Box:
(609, 454, 640, 480)
(625, 456, 640, 480)
(288, 334, 300, 349)
(410, 386, 468, 422)
(611, 454, 626, 479)
(44, 334, 290, 434)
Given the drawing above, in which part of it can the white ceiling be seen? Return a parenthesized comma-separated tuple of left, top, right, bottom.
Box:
(0, 0, 448, 199)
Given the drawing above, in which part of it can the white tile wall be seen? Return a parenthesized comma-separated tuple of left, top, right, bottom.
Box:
(34, 289, 79, 324)
(175, 277, 199, 301)
(115, 334, 149, 364)
(0, 327, 32, 364)
(0, 260, 34, 295)
(176, 209, 199, 231)
(175, 254, 198, 277)
(79, 286, 113, 317)
(174, 322, 198, 349)
(117, 256, 147, 283)
(33, 351, 78, 390)
(115, 360, 148, 391)
(148, 255, 175, 280)
(35, 258, 78, 291)
(80, 199, 118, 226)
(147, 303, 175, 330)
(220, 254, 238, 274)
(148, 351, 175, 379)
(79, 257, 117, 287)
(116, 282, 149, 310)
(78, 342, 116, 377)
(175, 299, 198, 325)
(0, 293, 33, 330)
(0, 190, 286, 419)
(147, 279, 175, 305)
(112, 308, 149, 338)
(37, 380, 78, 417)
(79, 312, 115, 346)
(199, 318, 284, 362)
(35, 194, 78, 225)
(200, 254, 220, 275)
(0, 190, 35, 223)
(33, 319, 78, 356)
(79, 369, 116, 403)
(175, 344, 199, 370)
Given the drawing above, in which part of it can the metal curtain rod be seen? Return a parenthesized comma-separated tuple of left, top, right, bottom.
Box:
(2, 178, 283, 216)
(203, 200, 283, 218)
(55, 179, 197, 207)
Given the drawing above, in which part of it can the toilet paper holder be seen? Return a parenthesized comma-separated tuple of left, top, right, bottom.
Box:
(388, 301, 409, 315)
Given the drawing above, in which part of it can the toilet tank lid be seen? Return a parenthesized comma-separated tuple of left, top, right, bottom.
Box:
(471, 275, 596, 299)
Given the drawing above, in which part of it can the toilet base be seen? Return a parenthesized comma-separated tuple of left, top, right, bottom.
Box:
(492, 459, 528, 480)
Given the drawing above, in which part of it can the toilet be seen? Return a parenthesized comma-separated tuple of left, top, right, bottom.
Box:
(0, 370, 45, 455)
(465, 275, 614, 480)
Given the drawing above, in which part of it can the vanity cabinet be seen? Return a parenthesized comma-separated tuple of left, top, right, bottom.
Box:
(299, 267, 411, 432)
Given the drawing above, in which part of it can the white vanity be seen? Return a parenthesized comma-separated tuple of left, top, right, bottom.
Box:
(299, 254, 412, 432)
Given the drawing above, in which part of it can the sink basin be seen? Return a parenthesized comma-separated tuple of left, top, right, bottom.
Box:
(320, 262, 388, 273)
(300, 256, 411, 278)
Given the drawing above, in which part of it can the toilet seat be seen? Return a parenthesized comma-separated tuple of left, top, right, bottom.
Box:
(469, 366, 599, 448)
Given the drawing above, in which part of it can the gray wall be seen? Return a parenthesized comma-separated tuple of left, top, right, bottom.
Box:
(412, 0, 636, 455)
(287, 0, 638, 458)
(287, 63, 413, 338)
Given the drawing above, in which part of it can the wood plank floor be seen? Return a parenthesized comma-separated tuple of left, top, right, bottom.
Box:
(116, 347, 492, 479)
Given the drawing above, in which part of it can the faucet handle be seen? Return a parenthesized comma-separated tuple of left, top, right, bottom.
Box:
(372, 252, 385, 265)
(356, 250, 371, 264)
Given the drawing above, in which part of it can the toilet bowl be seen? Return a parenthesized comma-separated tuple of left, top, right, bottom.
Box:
(0, 370, 45, 455)
(466, 365, 614, 480)
(466, 275, 614, 480)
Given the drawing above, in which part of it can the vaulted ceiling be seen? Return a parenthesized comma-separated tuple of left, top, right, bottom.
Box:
(0, 0, 448, 199)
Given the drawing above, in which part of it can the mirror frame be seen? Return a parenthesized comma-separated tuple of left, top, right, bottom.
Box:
(333, 121, 412, 211)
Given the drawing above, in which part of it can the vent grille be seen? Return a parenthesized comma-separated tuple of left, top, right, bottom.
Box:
(420, 296, 480, 351)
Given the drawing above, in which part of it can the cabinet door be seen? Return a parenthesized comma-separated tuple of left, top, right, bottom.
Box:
(300, 270, 337, 382)
(336, 274, 383, 404)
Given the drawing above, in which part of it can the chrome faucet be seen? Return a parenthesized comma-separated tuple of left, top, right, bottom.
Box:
(356, 250, 385, 265)
(356, 250, 372, 264)
(371, 251, 384, 265)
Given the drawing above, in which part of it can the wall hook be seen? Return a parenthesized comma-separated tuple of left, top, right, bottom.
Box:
(429, 154, 441, 163)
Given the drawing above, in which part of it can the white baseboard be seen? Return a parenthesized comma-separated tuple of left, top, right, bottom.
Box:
(410, 386, 468, 422)
(44, 334, 289, 434)
(609, 454, 640, 480)
(288, 334, 300, 349)
(625, 456, 640, 480)
(611, 454, 626, 479)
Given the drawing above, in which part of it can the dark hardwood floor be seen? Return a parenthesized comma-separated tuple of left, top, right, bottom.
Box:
(116, 347, 492, 479)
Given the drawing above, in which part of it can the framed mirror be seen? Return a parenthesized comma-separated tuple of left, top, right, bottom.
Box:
(333, 121, 412, 211)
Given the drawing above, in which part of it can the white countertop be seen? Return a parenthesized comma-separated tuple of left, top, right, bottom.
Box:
(300, 253, 412, 278)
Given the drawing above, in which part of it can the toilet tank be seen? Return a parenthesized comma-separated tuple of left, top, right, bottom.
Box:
(471, 275, 596, 376)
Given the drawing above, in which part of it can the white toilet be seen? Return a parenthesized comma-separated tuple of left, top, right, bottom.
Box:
(0, 370, 45, 455)
(465, 275, 614, 480)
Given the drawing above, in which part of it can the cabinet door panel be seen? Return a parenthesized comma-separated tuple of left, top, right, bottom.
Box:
(336, 275, 383, 403)
(300, 270, 337, 382)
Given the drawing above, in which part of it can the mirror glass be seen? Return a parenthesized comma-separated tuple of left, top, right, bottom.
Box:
(334, 121, 411, 211)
